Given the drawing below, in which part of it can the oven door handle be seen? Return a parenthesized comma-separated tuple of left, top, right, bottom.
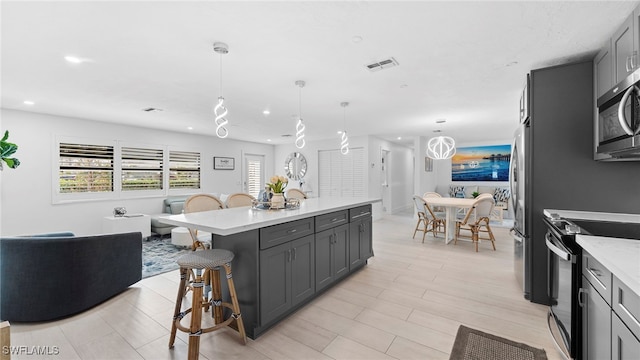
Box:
(617, 85, 640, 136)
(545, 233, 572, 261)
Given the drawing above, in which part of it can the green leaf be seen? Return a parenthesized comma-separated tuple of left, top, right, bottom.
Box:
(0, 142, 17, 157)
(1, 130, 8, 142)
(2, 157, 20, 169)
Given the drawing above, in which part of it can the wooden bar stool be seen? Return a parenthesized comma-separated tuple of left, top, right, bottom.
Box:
(168, 249, 246, 360)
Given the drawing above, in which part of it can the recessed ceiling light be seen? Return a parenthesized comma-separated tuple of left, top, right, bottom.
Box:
(23, 100, 35, 105)
(397, 137, 402, 140)
(64, 56, 83, 64)
(267, 139, 272, 142)
(263, 109, 270, 115)
(337, 130, 343, 134)
(187, 126, 193, 130)
(352, 35, 363, 43)
(433, 129, 442, 133)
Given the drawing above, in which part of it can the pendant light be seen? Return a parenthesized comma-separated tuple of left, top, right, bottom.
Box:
(295, 80, 306, 149)
(213, 42, 229, 138)
(340, 102, 350, 155)
(426, 135, 456, 160)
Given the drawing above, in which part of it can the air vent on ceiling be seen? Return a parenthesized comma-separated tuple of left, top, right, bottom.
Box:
(142, 107, 163, 112)
(365, 57, 399, 72)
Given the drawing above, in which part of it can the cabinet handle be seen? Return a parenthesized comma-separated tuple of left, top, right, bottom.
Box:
(578, 288, 587, 307)
(589, 267, 603, 277)
(287, 228, 297, 234)
(626, 56, 632, 72)
(287, 249, 292, 262)
(632, 51, 638, 69)
(292, 247, 296, 261)
(331, 217, 339, 223)
(617, 85, 639, 136)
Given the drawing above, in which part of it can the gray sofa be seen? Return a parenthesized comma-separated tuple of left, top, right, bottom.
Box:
(0, 231, 142, 322)
(150, 195, 189, 235)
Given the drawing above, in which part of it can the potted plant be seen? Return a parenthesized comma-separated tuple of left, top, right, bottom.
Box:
(0, 130, 20, 170)
(472, 191, 480, 198)
(267, 175, 288, 209)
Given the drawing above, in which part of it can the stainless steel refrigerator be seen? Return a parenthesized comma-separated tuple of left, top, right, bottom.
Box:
(509, 60, 640, 304)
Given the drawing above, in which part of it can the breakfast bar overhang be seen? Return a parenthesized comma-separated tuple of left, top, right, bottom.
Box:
(159, 197, 380, 339)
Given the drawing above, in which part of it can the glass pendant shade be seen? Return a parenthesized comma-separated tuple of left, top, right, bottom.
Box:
(340, 101, 349, 155)
(426, 136, 456, 159)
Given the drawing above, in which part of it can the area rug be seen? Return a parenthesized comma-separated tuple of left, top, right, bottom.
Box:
(449, 325, 547, 360)
(141, 236, 191, 278)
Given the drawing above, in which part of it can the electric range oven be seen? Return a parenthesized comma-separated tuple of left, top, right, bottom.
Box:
(544, 212, 640, 360)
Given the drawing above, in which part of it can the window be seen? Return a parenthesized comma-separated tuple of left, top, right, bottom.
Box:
(55, 137, 201, 203)
(121, 146, 164, 191)
(59, 143, 114, 193)
(245, 155, 264, 198)
(169, 150, 200, 189)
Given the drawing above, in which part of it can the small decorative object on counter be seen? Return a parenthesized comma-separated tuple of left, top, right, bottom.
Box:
(270, 193, 285, 209)
(113, 207, 127, 217)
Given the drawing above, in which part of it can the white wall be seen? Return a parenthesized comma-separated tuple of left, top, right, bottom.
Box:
(413, 135, 440, 195)
(0, 109, 275, 236)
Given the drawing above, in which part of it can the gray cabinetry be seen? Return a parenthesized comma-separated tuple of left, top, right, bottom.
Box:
(595, 42, 614, 99)
(349, 205, 373, 270)
(581, 249, 640, 360)
(612, 312, 640, 360)
(259, 227, 315, 326)
(612, 276, 640, 360)
(582, 277, 611, 360)
(316, 223, 349, 292)
(612, 14, 636, 85)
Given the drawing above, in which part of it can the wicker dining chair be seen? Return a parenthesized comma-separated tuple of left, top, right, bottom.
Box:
(285, 188, 307, 201)
(412, 195, 446, 242)
(184, 194, 224, 250)
(225, 192, 256, 208)
(454, 196, 496, 252)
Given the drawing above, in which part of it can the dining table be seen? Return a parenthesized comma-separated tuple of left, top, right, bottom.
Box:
(423, 197, 476, 244)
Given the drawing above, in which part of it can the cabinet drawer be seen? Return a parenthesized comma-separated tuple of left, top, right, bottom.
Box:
(315, 210, 348, 232)
(613, 276, 640, 340)
(349, 205, 372, 222)
(583, 250, 612, 304)
(260, 218, 314, 250)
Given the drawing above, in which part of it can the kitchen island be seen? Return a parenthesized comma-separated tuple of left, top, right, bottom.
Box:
(159, 197, 380, 339)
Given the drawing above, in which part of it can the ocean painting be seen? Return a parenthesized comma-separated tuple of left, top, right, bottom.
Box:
(451, 145, 511, 181)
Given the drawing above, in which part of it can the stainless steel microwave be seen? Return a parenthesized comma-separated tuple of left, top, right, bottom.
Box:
(597, 69, 640, 159)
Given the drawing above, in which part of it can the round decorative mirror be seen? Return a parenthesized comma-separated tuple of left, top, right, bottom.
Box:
(284, 152, 307, 180)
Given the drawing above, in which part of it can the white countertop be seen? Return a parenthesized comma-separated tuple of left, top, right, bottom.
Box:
(158, 197, 381, 236)
(545, 208, 640, 297)
(577, 235, 640, 296)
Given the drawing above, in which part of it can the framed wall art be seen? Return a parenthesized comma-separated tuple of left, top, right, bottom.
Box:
(213, 156, 235, 170)
(451, 145, 511, 181)
(424, 157, 433, 172)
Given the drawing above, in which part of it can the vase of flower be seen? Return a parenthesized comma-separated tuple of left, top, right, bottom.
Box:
(267, 175, 288, 209)
(270, 193, 285, 209)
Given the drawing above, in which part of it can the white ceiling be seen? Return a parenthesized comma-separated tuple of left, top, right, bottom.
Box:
(1, 1, 637, 146)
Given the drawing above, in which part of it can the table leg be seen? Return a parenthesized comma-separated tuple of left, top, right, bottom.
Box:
(444, 208, 453, 244)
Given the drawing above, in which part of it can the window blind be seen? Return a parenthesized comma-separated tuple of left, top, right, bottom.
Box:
(246, 158, 262, 198)
(318, 147, 365, 197)
(169, 150, 200, 189)
(59, 143, 114, 193)
(121, 147, 163, 191)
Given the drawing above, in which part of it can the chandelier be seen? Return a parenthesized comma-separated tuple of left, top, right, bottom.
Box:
(213, 42, 229, 138)
(295, 80, 306, 149)
(426, 136, 456, 159)
(340, 102, 349, 155)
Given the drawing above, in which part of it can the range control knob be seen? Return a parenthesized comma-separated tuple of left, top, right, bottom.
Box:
(565, 224, 581, 234)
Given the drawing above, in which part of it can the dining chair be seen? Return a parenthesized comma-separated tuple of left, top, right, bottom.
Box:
(184, 194, 224, 250)
(412, 195, 446, 242)
(423, 191, 444, 213)
(225, 192, 256, 208)
(285, 188, 307, 201)
(454, 196, 496, 252)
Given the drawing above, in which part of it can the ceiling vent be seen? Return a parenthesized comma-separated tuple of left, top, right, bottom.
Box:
(142, 107, 163, 112)
(365, 57, 399, 72)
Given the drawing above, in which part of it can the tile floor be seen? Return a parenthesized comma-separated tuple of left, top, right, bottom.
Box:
(8, 213, 563, 360)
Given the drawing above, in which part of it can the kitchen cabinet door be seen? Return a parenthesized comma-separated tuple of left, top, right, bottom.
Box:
(349, 217, 372, 270)
(613, 14, 635, 85)
(315, 224, 350, 292)
(612, 312, 640, 360)
(259, 242, 292, 325)
(290, 235, 315, 307)
(595, 40, 614, 99)
(582, 278, 611, 360)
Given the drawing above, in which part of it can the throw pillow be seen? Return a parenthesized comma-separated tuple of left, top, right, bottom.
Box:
(449, 185, 464, 198)
(494, 187, 510, 203)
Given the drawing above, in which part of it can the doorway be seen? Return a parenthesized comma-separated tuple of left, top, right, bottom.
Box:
(381, 148, 390, 213)
(243, 154, 264, 198)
